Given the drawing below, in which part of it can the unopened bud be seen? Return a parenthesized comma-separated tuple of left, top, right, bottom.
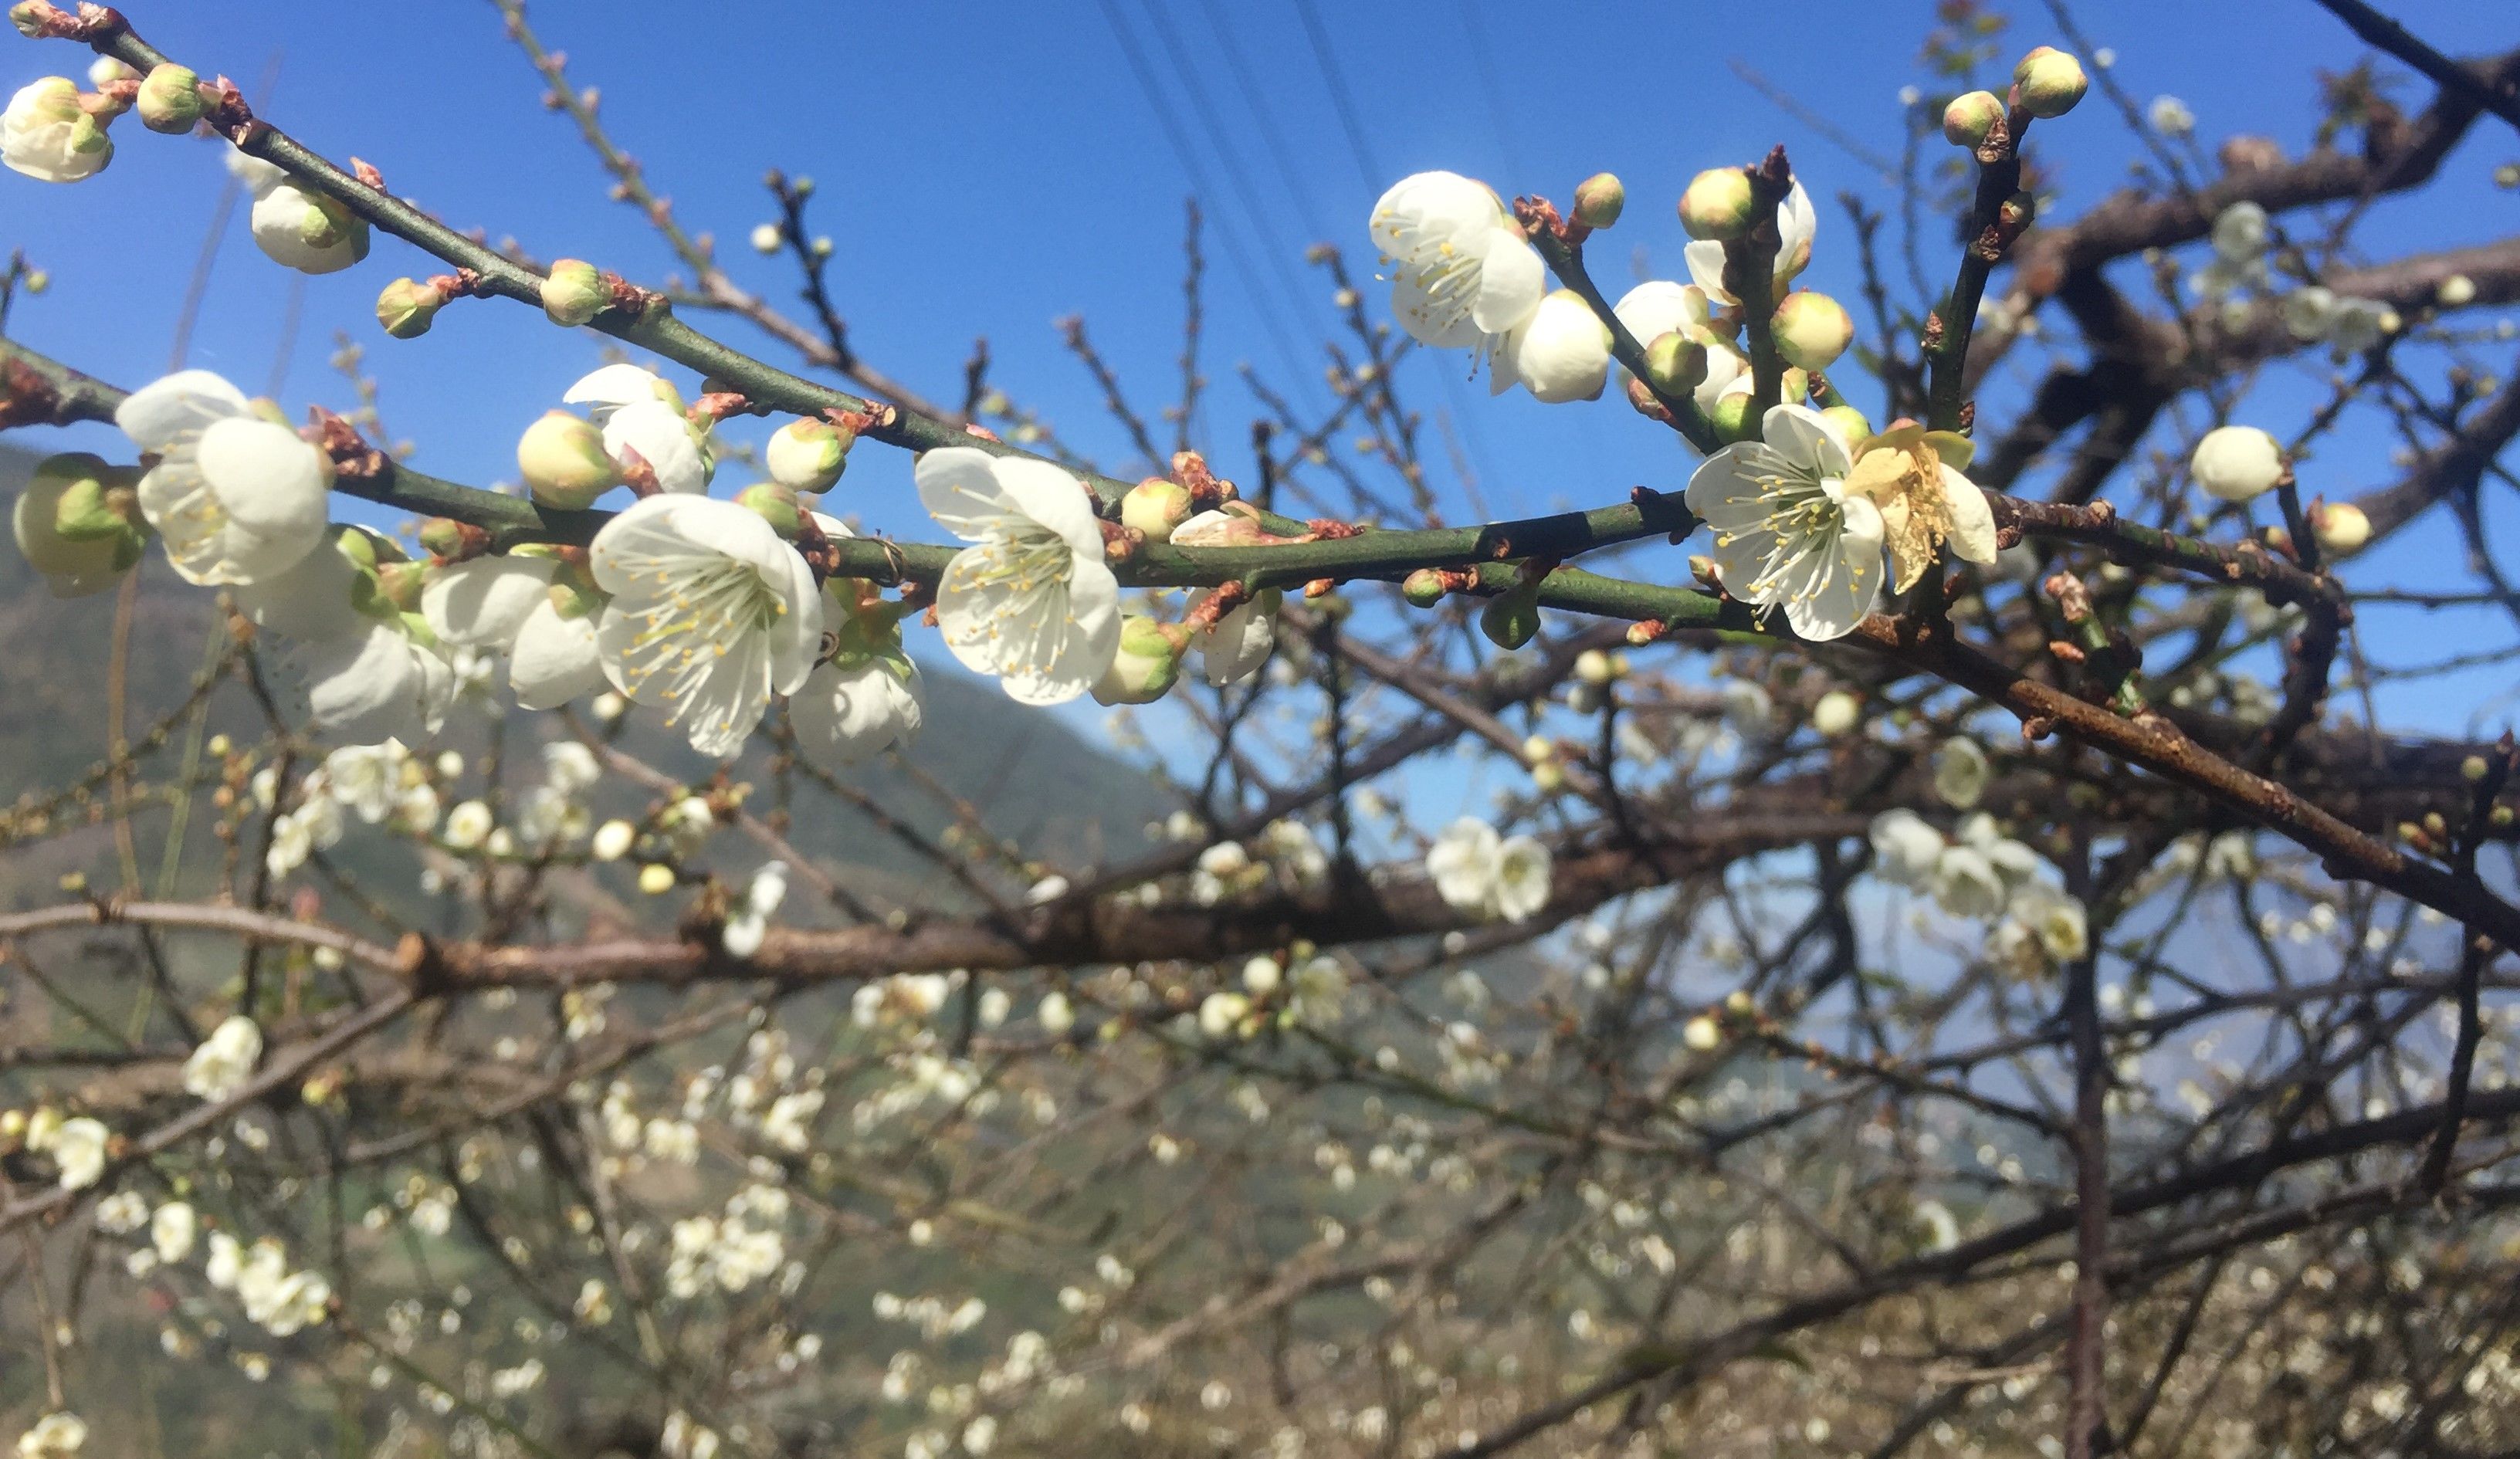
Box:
(1479, 587, 1542, 650)
(1641, 330, 1708, 394)
(1571, 172, 1625, 229)
(1401, 568, 1448, 608)
(1709, 392, 1758, 444)
(1678, 168, 1756, 241)
(2012, 46, 2088, 120)
(134, 63, 202, 133)
(1943, 90, 2006, 147)
(765, 416, 852, 492)
(749, 222, 781, 254)
(1120, 479, 1194, 542)
(1575, 648, 1617, 685)
(375, 276, 444, 340)
(516, 411, 618, 510)
(638, 862, 676, 895)
(540, 259, 608, 327)
(8, 3, 46, 38)
(1771, 291, 1853, 371)
(736, 481, 801, 538)
(2463, 754, 2491, 783)
(1091, 615, 1187, 706)
(2311, 500, 2370, 555)
(1821, 405, 1874, 444)
(417, 518, 470, 560)
(2190, 425, 2285, 503)
(17, 453, 144, 596)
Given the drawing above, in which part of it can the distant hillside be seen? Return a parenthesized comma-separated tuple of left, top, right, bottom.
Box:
(0, 443, 1176, 916)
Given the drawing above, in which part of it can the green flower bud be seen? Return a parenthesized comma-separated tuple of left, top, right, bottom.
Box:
(1771, 291, 1853, 371)
(1678, 168, 1756, 242)
(1479, 584, 1542, 650)
(1571, 172, 1625, 229)
(50, 469, 137, 541)
(1821, 405, 1875, 445)
(1091, 615, 1187, 706)
(334, 526, 381, 571)
(1120, 479, 1194, 542)
(15, 454, 144, 597)
(374, 560, 427, 614)
(1641, 330, 1708, 395)
(375, 276, 443, 340)
(2012, 46, 2088, 120)
(1401, 568, 1449, 609)
(737, 481, 802, 538)
(515, 410, 618, 510)
(540, 259, 608, 327)
(417, 518, 469, 560)
(1942, 90, 2006, 148)
(1709, 393, 1758, 443)
(135, 63, 202, 134)
(765, 416, 852, 492)
(8, 3, 46, 39)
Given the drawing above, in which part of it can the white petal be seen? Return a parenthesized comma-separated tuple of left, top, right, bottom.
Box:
(989, 457, 1107, 562)
(915, 446, 1020, 541)
(233, 537, 362, 641)
(1940, 466, 2000, 564)
(1467, 228, 1546, 335)
(116, 369, 249, 452)
(564, 364, 669, 416)
(423, 555, 558, 650)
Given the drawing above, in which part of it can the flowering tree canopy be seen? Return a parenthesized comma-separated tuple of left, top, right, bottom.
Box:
(2, 2, 2519, 1457)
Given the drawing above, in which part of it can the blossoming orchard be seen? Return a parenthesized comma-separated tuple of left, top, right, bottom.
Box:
(1, 0, 2518, 1454)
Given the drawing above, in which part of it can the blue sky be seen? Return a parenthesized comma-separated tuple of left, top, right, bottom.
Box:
(4, 0, 2515, 736)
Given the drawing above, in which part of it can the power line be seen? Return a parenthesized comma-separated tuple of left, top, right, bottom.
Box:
(1292, 0, 1384, 194)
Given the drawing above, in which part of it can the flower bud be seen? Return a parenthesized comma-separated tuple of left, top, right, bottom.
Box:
(514, 411, 618, 510)
(750, 222, 781, 254)
(1709, 392, 1758, 444)
(1575, 648, 1618, 685)
(1571, 171, 1625, 229)
(374, 560, 427, 613)
(1811, 689, 1861, 736)
(540, 259, 608, 327)
(2012, 46, 2088, 120)
(8, 3, 46, 38)
(1942, 90, 2006, 147)
(1771, 291, 1853, 371)
(418, 518, 470, 560)
(15, 453, 144, 597)
(249, 181, 369, 275)
(638, 862, 676, 895)
(1821, 405, 1874, 445)
(1479, 586, 1542, 650)
(1090, 615, 1187, 706)
(1401, 568, 1448, 608)
(1678, 168, 1756, 241)
(2, 76, 113, 184)
(135, 63, 202, 134)
(1641, 330, 1708, 395)
(2190, 425, 2285, 503)
(736, 481, 801, 538)
(2438, 273, 2478, 308)
(1120, 478, 1194, 542)
(374, 276, 443, 340)
(2312, 500, 2371, 555)
(765, 416, 852, 492)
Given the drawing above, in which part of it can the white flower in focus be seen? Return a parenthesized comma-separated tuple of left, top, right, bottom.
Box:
(564, 365, 713, 495)
(1368, 171, 1546, 364)
(13, 1412, 88, 1458)
(1842, 423, 1998, 593)
(1933, 736, 1990, 808)
(48, 1116, 108, 1190)
(1685, 403, 1884, 641)
(249, 180, 371, 274)
(423, 554, 559, 651)
(1492, 289, 1611, 403)
(2190, 425, 2285, 503)
(791, 655, 923, 771)
(591, 494, 823, 757)
(117, 370, 332, 586)
(1195, 590, 1278, 686)
(1425, 818, 1550, 922)
(3, 77, 111, 182)
(279, 622, 454, 746)
(152, 1201, 198, 1263)
(182, 1015, 263, 1103)
(920, 447, 1120, 706)
(1868, 809, 1946, 886)
(1685, 180, 1817, 305)
(722, 862, 788, 958)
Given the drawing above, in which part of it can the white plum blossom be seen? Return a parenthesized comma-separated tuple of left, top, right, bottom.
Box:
(152, 1200, 198, 1263)
(1933, 736, 1990, 808)
(1368, 171, 1546, 365)
(322, 741, 405, 823)
(565, 364, 714, 495)
(1492, 289, 1611, 403)
(117, 370, 333, 586)
(1612, 280, 1743, 415)
(1868, 809, 1946, 886)
(42, 1115, 109, 1190)
(249, 180, 371, 274)
(722, 862, 788, 958)
(181, 1015, 263, 1103)
(1843, 423, 1998, 593)
(279, 621, 455, 746)
(422, 554, 559, 651)
(920, 446, 1120, 706)
(1195, 590, 1278, 686)
(2190, 425, 2285, 503)
(1685, 180, 1816, 305)
(1425, 818, 1552, 922)
(1685, 403, 1884, 641)
(12, 1413, 88, 1459)
(791, 655, 923, 770)
(590, 493, 823, 757)
(2, 77, 111, 182)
